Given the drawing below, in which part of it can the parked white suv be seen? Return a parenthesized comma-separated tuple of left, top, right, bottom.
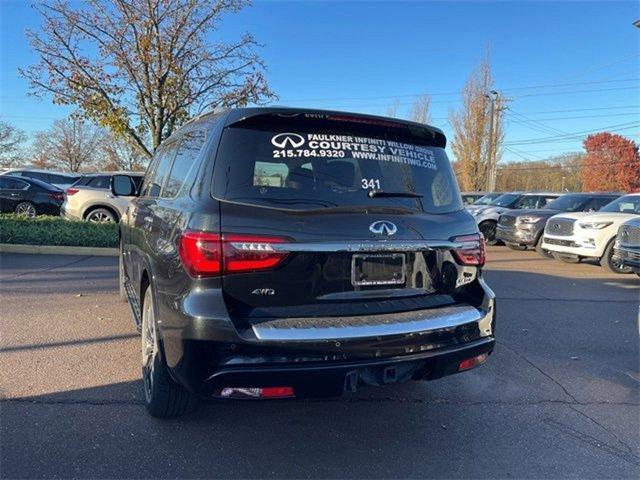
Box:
(62, 172, 143, 222)
(542, 193, 640, 273)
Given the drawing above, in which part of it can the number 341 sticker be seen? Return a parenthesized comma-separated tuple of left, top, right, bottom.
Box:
(361, 178, 381, 189)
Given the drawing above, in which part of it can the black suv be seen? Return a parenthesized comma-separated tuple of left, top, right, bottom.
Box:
(113, 108, 496, 418)
(496, 192, 620, 257)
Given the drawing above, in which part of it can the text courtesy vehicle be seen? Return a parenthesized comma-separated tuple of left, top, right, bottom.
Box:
(114, 108, 496, 418)
(542, 193, 640, 273)
(469, 192, 560, 245)
(495, 192, 620, 257)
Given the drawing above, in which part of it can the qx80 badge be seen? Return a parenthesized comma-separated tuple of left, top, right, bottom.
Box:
(271, 133, 305, 149)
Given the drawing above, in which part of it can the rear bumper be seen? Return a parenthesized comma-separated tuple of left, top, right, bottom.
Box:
(157, 279, 496, 395)
(199, 337, 495, 397)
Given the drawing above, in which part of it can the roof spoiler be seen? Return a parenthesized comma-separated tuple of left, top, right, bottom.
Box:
(224, 109, 447, 148)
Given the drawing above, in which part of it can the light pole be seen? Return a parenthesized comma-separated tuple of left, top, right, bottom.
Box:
(485, 91, 498, 192)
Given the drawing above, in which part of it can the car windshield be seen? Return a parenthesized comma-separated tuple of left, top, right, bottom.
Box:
(213, 120, 462, 213)
(545, 194, 591, 212)
(492, 193, 521, 207)
(474, 193, 501, 205)
(599, 195, 640, 214)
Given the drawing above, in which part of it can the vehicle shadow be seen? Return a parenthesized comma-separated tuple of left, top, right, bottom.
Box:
(3, 375, 638, 479)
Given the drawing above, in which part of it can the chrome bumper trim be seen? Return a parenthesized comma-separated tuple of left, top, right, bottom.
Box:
(251, 304, 488, 341)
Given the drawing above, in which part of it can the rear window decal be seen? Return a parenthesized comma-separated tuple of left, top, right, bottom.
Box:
(270, 133, 438, 170)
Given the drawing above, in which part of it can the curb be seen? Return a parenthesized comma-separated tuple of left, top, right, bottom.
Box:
(0, 243, 118, 257)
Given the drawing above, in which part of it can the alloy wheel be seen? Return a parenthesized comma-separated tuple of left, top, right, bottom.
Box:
(141, 289, 158, 402)
(88, 211, 115, 223)
(609, 250, 632, 274)
(15, 202, 36, 218)
(479, 222, 497, 245)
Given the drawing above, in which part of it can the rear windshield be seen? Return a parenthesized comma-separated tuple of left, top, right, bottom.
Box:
(212, 121, 462, 213)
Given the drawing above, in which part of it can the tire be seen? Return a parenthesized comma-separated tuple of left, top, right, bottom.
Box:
(14, 201, 37, 218)
(141, 286, 196, 418)
(535, 235, 554, 259)
(86, 208, 116, 223)
(118, 242, 127, 302)
(506, 243, 527, 251)
(552, 252, 581, 264)
(479, 221, 498, 246)
(600, 238, 632, 274)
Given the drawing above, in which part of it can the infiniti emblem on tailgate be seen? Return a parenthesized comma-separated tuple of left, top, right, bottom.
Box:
(369, 221, 397, 236)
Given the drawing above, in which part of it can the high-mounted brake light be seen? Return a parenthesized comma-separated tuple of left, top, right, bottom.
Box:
(66, 188, 79, 196)
(327, 115, 403, 129)
(451, 234, 486, 266)
(178, 231, 289, 277)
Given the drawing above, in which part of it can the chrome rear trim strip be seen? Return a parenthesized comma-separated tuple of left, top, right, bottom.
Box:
(269, 240, 463, 253)
(251, 305, 485, 341)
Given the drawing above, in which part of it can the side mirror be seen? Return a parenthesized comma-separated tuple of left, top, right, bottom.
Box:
(111, 174, 138, 197)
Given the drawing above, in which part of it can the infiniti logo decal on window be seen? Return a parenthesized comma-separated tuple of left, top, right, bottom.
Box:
(271, 133, 305, 149)
(369, 221, 398, 236)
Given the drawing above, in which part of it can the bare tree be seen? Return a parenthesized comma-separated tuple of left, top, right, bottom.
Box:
(386, 100, 400, 118)
(0, 121, 27, 169)
(100, 132, 148, 171)
(449, 55, 504, 191)
(22, 0, 276, 158)
(33, 115, 104, 172)
(409, 94, 431, 124)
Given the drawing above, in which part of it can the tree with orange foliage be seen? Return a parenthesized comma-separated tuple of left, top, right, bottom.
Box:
(582, 133, 640, 192)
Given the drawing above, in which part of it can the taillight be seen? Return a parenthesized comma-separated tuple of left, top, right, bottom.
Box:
(223, 234, 288, 273)
(49, 192, 64, 201)
(178, 231, 289, 277)
(178, 231, 223, 277)
(66, 188, 79, 196)
(451, 234, 486, 266)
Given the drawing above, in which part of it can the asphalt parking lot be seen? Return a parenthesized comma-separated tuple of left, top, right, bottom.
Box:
(1, 247, 638, 479)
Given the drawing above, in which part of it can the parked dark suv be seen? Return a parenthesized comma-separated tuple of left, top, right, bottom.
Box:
(113, 108, 496, 418)
(496, 192, 620, 257)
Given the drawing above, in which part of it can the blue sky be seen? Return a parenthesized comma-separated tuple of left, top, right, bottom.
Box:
(1, 0, 638, 163)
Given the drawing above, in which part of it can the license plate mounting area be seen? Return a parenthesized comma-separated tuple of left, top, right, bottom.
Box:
(351, 253, 406, 287)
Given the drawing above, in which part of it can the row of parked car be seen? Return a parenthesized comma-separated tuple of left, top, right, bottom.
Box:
(1, 168, 638, 276)
(463, 190, 640, 276)
(0, 168, 142, 222)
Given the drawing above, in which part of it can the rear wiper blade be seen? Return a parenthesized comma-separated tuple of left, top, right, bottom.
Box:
(368, 189, 423, 199)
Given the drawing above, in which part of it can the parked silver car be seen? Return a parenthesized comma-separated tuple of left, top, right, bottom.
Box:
(62, 172, 143, 222)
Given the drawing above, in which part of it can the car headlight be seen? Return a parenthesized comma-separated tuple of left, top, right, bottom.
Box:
(518, 216, 542, 224)
(579, 221, 613, 230)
